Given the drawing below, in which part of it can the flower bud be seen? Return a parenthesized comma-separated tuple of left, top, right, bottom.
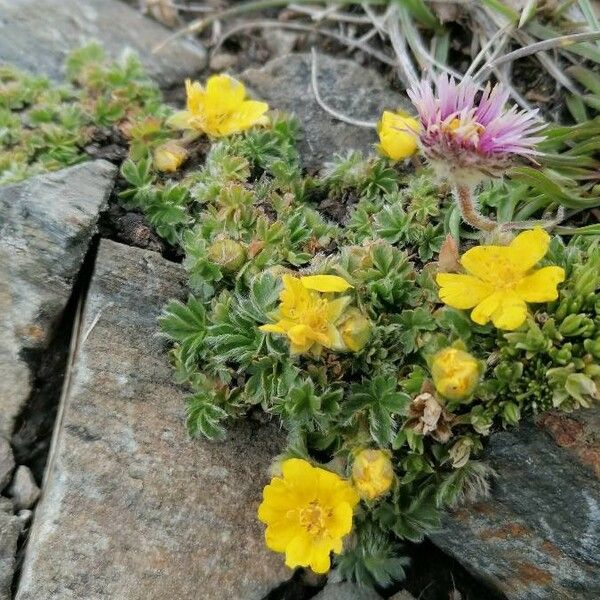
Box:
(153, 140, 188, 172)
(431, 347, 481, 402)
(352, 449, 394, 500)
(207, 239, 246, 273)
(448, 437, 474, 469)
(376, 111, 420, 160)
(339, 309, 372, 353)
(502, 401, 521, 425)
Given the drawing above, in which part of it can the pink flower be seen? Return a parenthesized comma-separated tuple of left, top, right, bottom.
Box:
(407, 75, 544, 185)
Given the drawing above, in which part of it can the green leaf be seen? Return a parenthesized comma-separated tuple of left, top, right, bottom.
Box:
(159, 295, 206, 368)
(186, 392, 228, 440)
(345, 377, 410, 447)
(389, 486, 441, 542)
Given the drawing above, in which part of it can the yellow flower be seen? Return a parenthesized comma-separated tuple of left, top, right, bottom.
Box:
(352, 449, 394, 500)
(259, 275, 352, 355)
(377, 110, 420, 160)
(153, 140, 188, 172)
(339, 309, 372, 352)
(167, 74, 269, 137)
(258, 458, 359, 574)
(431, 347, 481, 402)
(436, 228, 565, 330)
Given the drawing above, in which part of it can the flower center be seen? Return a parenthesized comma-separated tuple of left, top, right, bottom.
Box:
(443, 117, 485, 147)
(299, 502, 326, 537)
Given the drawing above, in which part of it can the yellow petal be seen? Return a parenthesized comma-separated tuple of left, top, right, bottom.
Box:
(287, 324, 313, 347)
(461, 245, 513, 282)
(300, 275, 353, 293)
(470, 292, 503, 325)
(326, 502, 354, 538)
(309, 542, 332, 574)
(166, 110, 194, 130)
(514, 266, 565, 302)
(377, 111, 420, 161)
(491, 294, 528, 330)
(326, 297, 352, 322)
(264, 520, 302, 553)
(204, 74, 246, 114)
(217, 100, 270, 136)
(285, 533, 312, 569)
(259, 323, 287, 334)
(471, 292, 527, 330)
(185, 79, 205, 113)
(436, 273, 494, 309)
(508, 228, 550, 272)
(282, 459, 315, 486)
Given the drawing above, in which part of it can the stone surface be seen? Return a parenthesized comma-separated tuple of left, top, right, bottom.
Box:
(8, 466, 40, 511)
(314, 582, 382, 600)
(17, 240, 289, 600)
(240, 54, 410, 172)
(0, 512, 22, 600)
(389, 591, 416, 600)
(0, 0, 205, 87)
(0, 160, 116, 440)
(0, 439, 14, 492)
(430, 406, 600, 600)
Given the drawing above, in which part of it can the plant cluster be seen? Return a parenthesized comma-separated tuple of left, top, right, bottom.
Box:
(0, 44, 164, 184)
(116, 71, 600, 588)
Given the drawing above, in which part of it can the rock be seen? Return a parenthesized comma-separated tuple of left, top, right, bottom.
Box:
(17, 510, 33, 527)
(8, 466, 40, 511)
(0, 0, 205, 87)
(430, 406, 600, 600)
(314, 581, 382, 600)
(0, 440, 14, 492)
(389, 592, 416, 600)
(0, 498, 12, 514)
(209, 52, 239, 72)
(0, 160, 116, 440)
(0, 512, 22, 600)
(16, 240, 290, 600)
(262, 30, 298, 58)
(240, 54, 411, 172)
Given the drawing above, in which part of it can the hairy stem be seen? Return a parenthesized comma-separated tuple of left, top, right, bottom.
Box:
(454, 185, 497, 232)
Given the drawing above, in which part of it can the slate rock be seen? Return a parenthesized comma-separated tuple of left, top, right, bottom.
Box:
(0, 160, 116, 440)
(0, 439, 14, 492)
(0, 512, 22, 600)
(430, 406, 600, 600)
(389, 592, 416, 600)
(0, 0, 206, 87)
(0, 498, 12, 514)
(240, 54, 410, 172)
(313, 582, 382, 600)
(16, 240, 289, 600)
(8, 466, 40, 511)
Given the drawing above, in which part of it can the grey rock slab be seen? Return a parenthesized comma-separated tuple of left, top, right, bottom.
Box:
(0, 0, 206, 87)
(389, 592, 416, 600)
(240, 53, 411, 172)
(0, 439, 14, 492)
(314, 582, 382, 600)
(0, 512, 22, 600)
(8, 466, 40, 511)
(0, 160, 116, 440)
(16, 239, 289, 600)
(430, 406, 600, 600)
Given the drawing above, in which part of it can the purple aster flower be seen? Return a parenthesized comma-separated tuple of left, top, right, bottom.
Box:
(407, 74, 545, 186)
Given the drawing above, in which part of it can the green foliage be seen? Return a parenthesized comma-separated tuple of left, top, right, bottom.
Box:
(107, 59, 600, 592)
(0, 44, 164, 184)
(335, 518, 410, 588)
(344, 377, 410, 447)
